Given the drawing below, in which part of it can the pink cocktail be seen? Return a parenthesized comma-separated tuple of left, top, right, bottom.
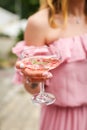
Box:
(22, 55, 60, 71)
(21, 46, 62, 105)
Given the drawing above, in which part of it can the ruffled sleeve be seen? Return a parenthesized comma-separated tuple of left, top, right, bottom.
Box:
(45, 34, 87, 106)
(12, 34, 87, 85)
(49, 35, 87, 63)
(12, 41, 34, 58)
(12, 41, 53, 84)
(12, 41, 25, 84)
(12, 41, 51, 58)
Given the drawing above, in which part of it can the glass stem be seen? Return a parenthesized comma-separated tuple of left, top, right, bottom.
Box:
(39, 82, 45, 94)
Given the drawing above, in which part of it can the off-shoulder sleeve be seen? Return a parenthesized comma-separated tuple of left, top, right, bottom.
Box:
(12, 41, 30, 58)
(12, 41, 53, 84)
(12, 41, 26, 84)
(49, 35, 87, 63)
(12, 34, 87, 85)
(45, 34, 87, 106)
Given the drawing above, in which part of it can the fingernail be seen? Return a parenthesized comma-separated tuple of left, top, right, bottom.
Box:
(42, 71, 49, 76)
(20, 63, 25, 68)
(47, 73, 53, 78)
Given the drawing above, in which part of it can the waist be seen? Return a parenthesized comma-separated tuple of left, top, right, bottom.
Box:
(45, 61, 87, 107)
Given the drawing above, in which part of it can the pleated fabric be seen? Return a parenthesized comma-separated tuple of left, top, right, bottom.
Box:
(39, 105, 87, 130)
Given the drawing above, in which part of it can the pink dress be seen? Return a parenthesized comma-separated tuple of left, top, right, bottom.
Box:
(12, 33, 87, 130)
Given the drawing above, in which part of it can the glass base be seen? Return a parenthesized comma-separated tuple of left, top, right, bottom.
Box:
(32, 92, 56, 105)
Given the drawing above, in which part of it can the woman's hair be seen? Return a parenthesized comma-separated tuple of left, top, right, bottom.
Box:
(84, 0, 87, 22)
(39, 0, 87, 28)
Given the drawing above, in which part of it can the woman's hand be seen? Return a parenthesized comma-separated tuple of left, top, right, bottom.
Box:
(16, 60, 53, 94)
(16, 60, 53, 82)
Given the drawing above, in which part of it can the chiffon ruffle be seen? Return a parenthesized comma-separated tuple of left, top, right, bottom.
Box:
(12, 34, 87, 106)
(12, 34, 87, 63)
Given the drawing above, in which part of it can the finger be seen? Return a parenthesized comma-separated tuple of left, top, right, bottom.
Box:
(24, 68, 49, 77)
(29, 73, 53, 82)
(16, 61, 25, 69)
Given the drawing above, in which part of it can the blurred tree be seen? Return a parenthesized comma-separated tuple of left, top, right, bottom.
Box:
(21, 0, 39, 18)
(0, 0, 39, 18)
(15, 0, 22, 17)
(0, 0, 15, 13)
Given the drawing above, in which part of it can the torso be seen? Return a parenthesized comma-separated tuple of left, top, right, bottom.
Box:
(29, 8, 87, 45)
(46, 15, 87, 44)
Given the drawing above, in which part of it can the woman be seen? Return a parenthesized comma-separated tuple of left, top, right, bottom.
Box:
(13, 0, 87, 129)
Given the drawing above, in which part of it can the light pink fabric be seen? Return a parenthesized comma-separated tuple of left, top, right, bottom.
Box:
(45, 34, 87, 107)
(12, 34, 87, 106)
(12, 41, 51, 58)
(12, 68, 24, 84)
(40, 105, 87, 130)
(12, 41, 54, 84)
(12, 34, 87, 130)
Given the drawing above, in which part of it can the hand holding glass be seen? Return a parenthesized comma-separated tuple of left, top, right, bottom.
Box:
(21, 46, 62, 105)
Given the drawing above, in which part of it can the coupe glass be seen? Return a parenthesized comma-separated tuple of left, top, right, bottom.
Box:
(21, 46, 62, 105)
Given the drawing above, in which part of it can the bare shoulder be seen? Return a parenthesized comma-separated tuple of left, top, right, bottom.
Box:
(28, 8, 49, 27)
(24, 8, 49, 46)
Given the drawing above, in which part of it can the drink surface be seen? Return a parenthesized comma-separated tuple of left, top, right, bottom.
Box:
(22, 56, 61, 71)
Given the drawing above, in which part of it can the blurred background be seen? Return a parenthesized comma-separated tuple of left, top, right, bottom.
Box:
(0, 0, 40, 130)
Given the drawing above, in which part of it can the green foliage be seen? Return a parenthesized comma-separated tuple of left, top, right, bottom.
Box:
(15, 29, 24, 42)
(0, 0, 39, 18)
(0, 0, 40, 68)
(21, 0, 39, 18)
(0, 0, 15, 13)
